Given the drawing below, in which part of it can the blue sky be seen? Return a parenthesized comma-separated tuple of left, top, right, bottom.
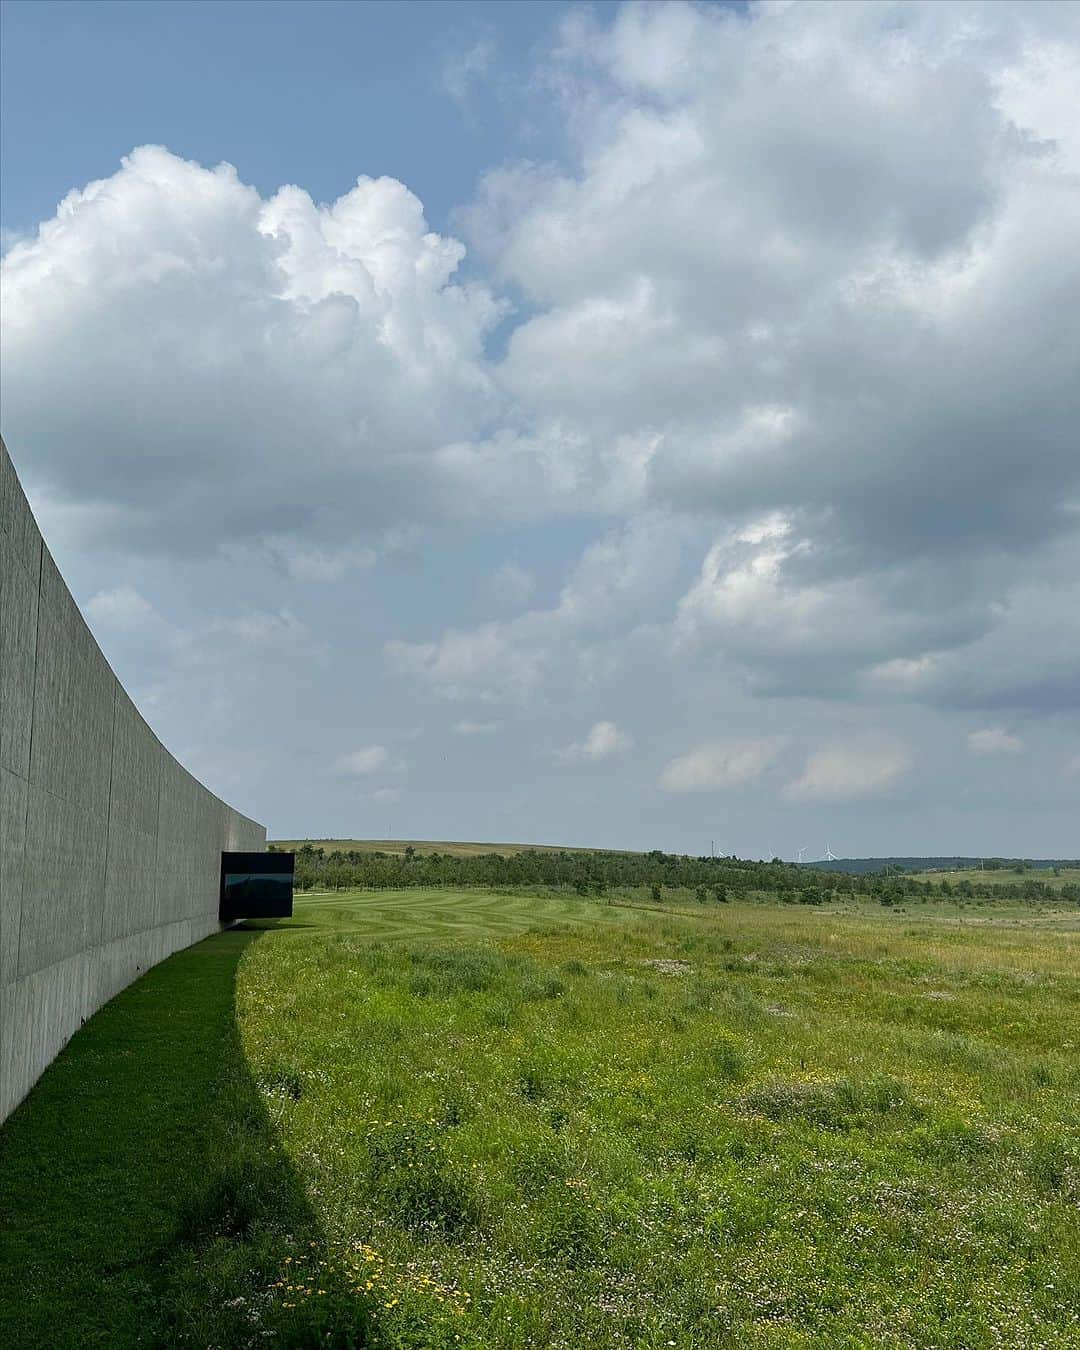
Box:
(2, 1, 1078, 857)
(1, 0, 594, 239)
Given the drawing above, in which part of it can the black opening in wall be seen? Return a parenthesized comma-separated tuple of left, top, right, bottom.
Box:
(220, 851, 294, 921)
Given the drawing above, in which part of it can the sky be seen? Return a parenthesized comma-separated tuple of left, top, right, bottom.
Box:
(2, 0, 1078, 859)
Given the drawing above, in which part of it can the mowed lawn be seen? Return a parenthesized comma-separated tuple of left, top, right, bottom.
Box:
(1, 891, 1078, 1348)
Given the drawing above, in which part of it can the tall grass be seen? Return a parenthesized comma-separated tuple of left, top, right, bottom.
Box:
(2, 893, 1077, 1347)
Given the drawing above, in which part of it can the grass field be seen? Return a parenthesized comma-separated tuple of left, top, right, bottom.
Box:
(2, 888, 1078, 1348)
(907, 866, 1080, 890)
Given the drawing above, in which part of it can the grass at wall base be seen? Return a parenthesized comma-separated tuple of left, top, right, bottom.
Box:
(1, 886, 1077, 1347)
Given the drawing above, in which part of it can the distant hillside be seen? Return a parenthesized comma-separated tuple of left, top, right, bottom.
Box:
(271, 838, 635, 859)
(266, 840, 1079, 902)
(801, 857, 1079, 875)
(273, 843, 1079, 875)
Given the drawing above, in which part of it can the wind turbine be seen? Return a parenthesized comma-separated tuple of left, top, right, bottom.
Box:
(796, 846, 810, 864)
(823, 844, 838, 862)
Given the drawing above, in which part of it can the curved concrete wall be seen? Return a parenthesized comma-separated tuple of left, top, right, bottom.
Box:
(1, 438, 265, 1121)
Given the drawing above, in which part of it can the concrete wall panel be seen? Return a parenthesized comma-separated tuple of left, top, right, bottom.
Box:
(0, 766, 27, 988)
(152, 832, 191, 930)
(0, 526, 40, 779)
(1, 950, 94, 1118)
(101, 820, 159, 944)
(18, 784, 108, 977)
(29, 548, 116, 815)
(0, 982, 15, 1120)
(1, 437, 266, 1121)
(110, 689, 163, 835)
(92, 921, 196, 1011)
(0, 439, 43, 579)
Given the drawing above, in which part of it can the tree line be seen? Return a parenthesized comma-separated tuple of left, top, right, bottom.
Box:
(273, 844, 1079, 904)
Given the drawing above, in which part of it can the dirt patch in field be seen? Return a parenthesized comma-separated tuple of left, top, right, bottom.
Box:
(639, 958, 693, 976)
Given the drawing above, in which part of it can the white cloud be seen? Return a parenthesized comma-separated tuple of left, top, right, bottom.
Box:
(386, 623, 541, 701)
(469, 0, 1080, 704)
(1, 145, 503, 563)
(85, 583, 160, 631)
(4, 3, 1080, 857)
(784, 739, 913, 803)
(1063, 753, 1080, 779)
(489, 560, 536, 608)
(211, 609, 307, 645)
(442, 36, 495, 105)
(674, 515, 992, 696)
(387, 514, 691, 701)
(659, 738, 784, 793)
(996, 38, 1080, 173)
(453, 720, 499, 736)
(967, 727, 1024, 755)
(7, 0, 1078, 712)
(267, 539, 376, 582)
(335, 746, 390, 776)
(862, 655, 941, 692)
(558, 720, 633, 763)
(371, 787, 402, 806)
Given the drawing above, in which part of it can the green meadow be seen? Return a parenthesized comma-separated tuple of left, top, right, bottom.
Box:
(1, 888, 1078, 1348)
(906, 866, 1080, 891)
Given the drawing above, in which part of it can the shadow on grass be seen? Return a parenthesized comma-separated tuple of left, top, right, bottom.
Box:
(0, 924, 376, 1347)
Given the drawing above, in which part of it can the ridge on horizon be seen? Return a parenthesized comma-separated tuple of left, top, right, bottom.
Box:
(271, 838, 1079, 872)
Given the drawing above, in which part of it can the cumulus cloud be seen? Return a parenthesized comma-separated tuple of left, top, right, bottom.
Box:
(442, 35, 496, 106)
(211, 609, 307, 645)
(267, 540, 376, 582)
(468, 0, 1080, 703)
(784, 739, 913, 803)
(386, 623, 541, 701)
(558, 720, 633, 763)
(334, 746, 390, 776)
(860, 655, 941, 694)
(967, 727, 1025, 755)
(85, 583, 161, 631)
(2, 145, 502, 563)
(84, 584, 307, 676)
(387, 514, 689, 700)
(659, 738, 784, 793)
(673, 515, 991, 696)
(7, 3, 1079, 724)
(4, 1, 1079, 853)
(82, 581, 314, 684)
(453, 720, 499, 736)
(489, 561, 536, 608)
